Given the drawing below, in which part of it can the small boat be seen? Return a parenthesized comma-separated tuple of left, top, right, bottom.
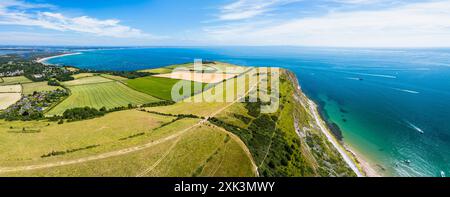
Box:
(404, 160, 411, 165)
(441, 171, 446, 177)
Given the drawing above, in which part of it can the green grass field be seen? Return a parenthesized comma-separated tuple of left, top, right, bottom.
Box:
(147, 69, 256, 117)
(1, 128, 256, 177)
(0, 110, 176, 166)
(0, 76, 32, 85)
(62, 76, 112, 86)
(0, 63, 258, 177)
(21, 82, 62, 95)
(138, 62, 248, 74)
(126, 76, 205, 101)
(0, 63, 355, 177)
(138, 68, 173, 74)
(47, 81, 160, 115)
(209, 70, 355, 177)
(71, 73, 96, 79)
(137, 63, 193, 74)
(0, 110, 255, 177)
(99, 74, 128, 81)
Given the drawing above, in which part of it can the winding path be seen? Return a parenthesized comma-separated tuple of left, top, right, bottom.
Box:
(0, 76, 258, 174)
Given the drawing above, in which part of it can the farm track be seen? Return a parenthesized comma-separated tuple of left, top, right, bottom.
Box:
(209, 142, 228, 176)
(135, 134, 183, 177)
(208, 124, 259, 177)
(0, 73, 259, 174)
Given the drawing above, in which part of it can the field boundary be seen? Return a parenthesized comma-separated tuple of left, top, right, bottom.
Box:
(0, 68, 260, 177)
(0, 75, 258, 174)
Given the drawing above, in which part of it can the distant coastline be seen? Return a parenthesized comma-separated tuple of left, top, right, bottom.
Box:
(31, 47, 450, 177)
(36, 52, 82, 65)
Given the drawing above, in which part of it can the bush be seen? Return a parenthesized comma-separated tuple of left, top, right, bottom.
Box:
(62, 107, 106, 121)
(141, 101, 175, 107)
(54, 73, 74, 82)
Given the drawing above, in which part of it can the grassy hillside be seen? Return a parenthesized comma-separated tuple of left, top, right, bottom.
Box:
(0, 62, 354, 177)
(126, 76, 205, 101)
(0, 110, 255, 177)
(211, 70, 356, 177)
(47, 81, 160, 115)
(0, 110, 174, 165)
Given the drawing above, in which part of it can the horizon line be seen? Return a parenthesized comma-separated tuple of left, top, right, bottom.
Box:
(1, 45, 450, 50)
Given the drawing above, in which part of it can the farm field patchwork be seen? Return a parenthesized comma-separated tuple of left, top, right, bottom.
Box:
(47, 81, 160, 115)
(138, 62, 248, 75)
(0, 61, 350, 177)
(0, 66, 259, 177)
(147, 69, 256, 117)
(126, 76, 206, 101)
(183, 62, 248, 74)
(154, 71, 238, 83)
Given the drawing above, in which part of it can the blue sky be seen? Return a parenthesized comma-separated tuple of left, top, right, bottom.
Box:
(1, 0, 450, 47)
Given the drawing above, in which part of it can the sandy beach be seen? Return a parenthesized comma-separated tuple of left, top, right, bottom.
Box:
(344, 145, 383, 177)
(313, 101, 382, 177)
(306, 99, 364, 177)
(36, 52, 82, 65)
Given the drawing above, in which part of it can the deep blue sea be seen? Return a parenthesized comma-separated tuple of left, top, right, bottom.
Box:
(46, 47, 450, 177)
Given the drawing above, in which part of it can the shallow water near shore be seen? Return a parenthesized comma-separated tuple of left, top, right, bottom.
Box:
(46, 47, 450, 177)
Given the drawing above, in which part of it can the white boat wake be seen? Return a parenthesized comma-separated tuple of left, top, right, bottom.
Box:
(344, 71, 397, 79)
(405, 121, 425, 134)
(346, 77, 362, 81)
(391, 88, 420, 94)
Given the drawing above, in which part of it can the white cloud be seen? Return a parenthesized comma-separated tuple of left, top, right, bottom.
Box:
(206, 0, 450, 47)
(219, 0, 301, 21)
(0, 0, 54, 10)
(0, 0, 157, 39)
(331, 0, 384, 4)
(0, 31, 165, 46)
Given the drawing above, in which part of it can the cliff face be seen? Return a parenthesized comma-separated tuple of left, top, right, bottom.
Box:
(211, 68, 355, 177)
(285, 70, 356, 177)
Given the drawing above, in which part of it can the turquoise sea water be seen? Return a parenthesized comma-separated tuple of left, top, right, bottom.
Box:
(47, 47, 450, 177)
